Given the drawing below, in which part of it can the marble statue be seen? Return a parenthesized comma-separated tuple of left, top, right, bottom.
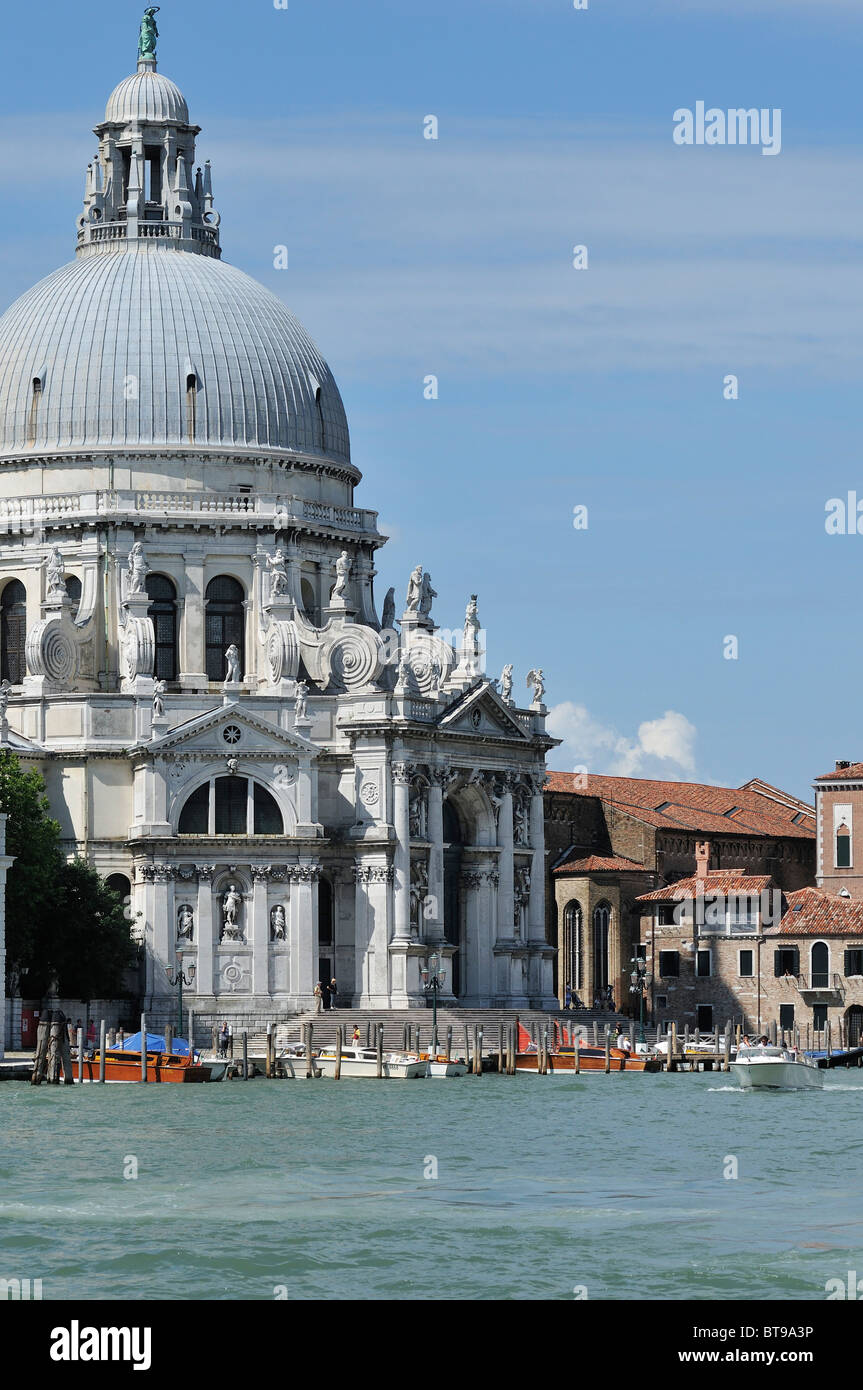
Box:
(294, 680, 308, 722)
(500, 664, 514, 704)
(463, 595, 480, 660)
(381, 586, 396, 631)
(526, 668, 545, 704)
(222, 884, 243, 941)
(270, 904, 287, 941)
(419, 571, 437, 617)
(127, 542, 148, 594)
(225, 644, 241, 684)
(405, 565, 423, 612)
(46, 545, 66, 596)
(153, 679, 167, 717)
(332, 550, 351, 600)
(225, 756, 239, 777)
(267, 546, 289, 598)
(177, 903, 194, 941)
(138, 7, 160, 59)
(0, 680, 10, 719)
(396, 651, 412, 688)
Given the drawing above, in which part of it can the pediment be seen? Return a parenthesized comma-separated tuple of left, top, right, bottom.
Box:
(147, 702, 318, 758)
(438, 682, 530, 740)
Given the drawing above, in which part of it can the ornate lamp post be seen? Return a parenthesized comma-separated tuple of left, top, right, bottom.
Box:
(420, 951, 446, 1050)
(166, 952, 196, 1039)
(630, 955, 652, 1046)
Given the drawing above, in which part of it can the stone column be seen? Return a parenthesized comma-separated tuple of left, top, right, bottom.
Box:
(461, 869, 484, 1001)
(427, 769, 447, 941)
(251, 865, 271, 997)
(179, 547, 207, 688)
(392, 762, 412, 940)
(151, 865, 172, 995)
(291, 863, 320, 1007)
(478, 868, 498, 1003)
(528, 782, 546, 942)
(196, 866, 215, 997)
(354, 862, 393, 1007)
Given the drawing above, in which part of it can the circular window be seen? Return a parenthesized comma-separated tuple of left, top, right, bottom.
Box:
(223, 725, 242, 745)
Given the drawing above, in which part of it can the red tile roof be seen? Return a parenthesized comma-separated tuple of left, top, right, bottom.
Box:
(768, 886, 863, 937)
(636, 870, 774, 903)
(814, 763, 863, 782)
(544, 771, 815, 840)
(553, 854, 649, 875)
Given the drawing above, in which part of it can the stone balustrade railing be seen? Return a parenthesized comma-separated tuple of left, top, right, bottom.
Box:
(0, 490, 380, 536)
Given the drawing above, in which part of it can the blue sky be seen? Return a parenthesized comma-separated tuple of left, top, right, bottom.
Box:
(1, 0, 862, 800)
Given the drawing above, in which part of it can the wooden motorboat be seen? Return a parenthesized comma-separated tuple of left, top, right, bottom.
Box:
(515, 1046, 661, 1074)
(314, 1045, 427, 1078)
(77, 1049, 212, 1083)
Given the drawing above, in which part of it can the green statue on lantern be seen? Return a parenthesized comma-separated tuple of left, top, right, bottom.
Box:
(138, 7, 160, 61)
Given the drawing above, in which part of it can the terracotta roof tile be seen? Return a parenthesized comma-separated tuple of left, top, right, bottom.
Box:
(815, 763, 863, 782)
(544, 771, 814, 840)
(769, 886, 863, 937)
(636, 870, 774, 902)
(553, 854, 649, 875)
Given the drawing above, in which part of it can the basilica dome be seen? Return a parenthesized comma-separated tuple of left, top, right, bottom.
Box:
(0, 250, 350, 464)
(105, 70, 190, 125)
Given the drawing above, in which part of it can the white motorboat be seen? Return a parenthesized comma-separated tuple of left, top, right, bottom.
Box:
(730, 1044, 823, 1090)
(314, 1046, 428, 1079)
(426, 1058, 469, 1077)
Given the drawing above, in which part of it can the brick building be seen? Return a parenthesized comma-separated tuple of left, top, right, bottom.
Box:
(544, 772, 816, 1010)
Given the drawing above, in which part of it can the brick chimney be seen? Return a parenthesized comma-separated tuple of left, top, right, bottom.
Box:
(695, 840, 710, 880)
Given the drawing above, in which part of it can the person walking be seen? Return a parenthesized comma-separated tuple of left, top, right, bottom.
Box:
(351, 1025, 361, 1048)
(314, 982, 324, 1014)
(218, 1020, 229, 1058)
(329, 978, 339, 1010)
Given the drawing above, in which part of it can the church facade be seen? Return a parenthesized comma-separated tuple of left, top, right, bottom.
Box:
(0, 31, 556, 1024)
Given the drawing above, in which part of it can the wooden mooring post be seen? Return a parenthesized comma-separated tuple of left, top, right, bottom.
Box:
(77, 1027, 85, 1085)
(165, 1024, 174, 1054)
(305, 1023, 314, 1079)
(140, 1014, 148, 1083)
(446, 1026, 453, 1063)
(266, 1023, 273, 1079)
(604, 1025, 611, 1074)
(31, 1020, 49, 1085)
(376, 1026, 383, 1079)
(99, 1019, 106, 1084)
(335, 1025, 343, 1080)
(723, 1025, 731, 1072)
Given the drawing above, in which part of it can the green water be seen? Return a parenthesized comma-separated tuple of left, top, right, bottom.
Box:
(0, 1071, 860, 1301)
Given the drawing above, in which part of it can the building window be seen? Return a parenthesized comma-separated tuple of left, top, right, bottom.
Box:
(657, 904, 676, 926)
(205, 576, 244, 682)
(779, 1003, 795, 1030)
(696, 1004, 713, 1032)
(844, 948, 863, 978)
(0, 579, 26, 684)
(696, 949, 711, 978)
(738, 949, 754, 977)
(178, 777, 284, 836)
(659, 950, 679, 978)
(592, 903, 610, 996)
(655, 994, 667, 1010)
(66, 575, 81, 621)
(147, 574, 178, 681)
(727, 894, 759, 935)
(811, 941, 829, 990)
(774, 946, 799, 978)
(562, 900, 583, 994)
(813, 1004, 828, 1032)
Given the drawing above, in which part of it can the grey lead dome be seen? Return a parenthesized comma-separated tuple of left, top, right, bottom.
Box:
(105, 70, 190, 125)
(0, 250, 350, 463)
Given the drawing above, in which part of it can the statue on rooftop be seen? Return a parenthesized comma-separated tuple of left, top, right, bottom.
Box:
(46, 545, 66, 597)
(138, 8, 160, 60)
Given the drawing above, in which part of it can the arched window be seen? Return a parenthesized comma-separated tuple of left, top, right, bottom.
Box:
(836, 822, 851, 868)
(811, 941, 829, 990)
(205, 576, 244, 682)
(65, 575, 81, 621)
(147, 574, 178, 681)
(592, 902, 611, 998)
(0, 579, 26, 685)
(105, 873, 131, 903)
(563, 900, 583, 994)
(178, 776, 284, 836)
(301, 576, 318, 627)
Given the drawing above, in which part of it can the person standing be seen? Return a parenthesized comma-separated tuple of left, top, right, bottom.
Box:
(351, 1025, 360, 1048)
(329, 978, 338, 1010)
(314, 982, 324, 1013)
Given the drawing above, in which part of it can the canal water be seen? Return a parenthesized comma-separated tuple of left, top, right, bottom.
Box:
(0, 1071, 860, 1301)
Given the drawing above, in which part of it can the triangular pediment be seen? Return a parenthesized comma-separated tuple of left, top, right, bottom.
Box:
(145, 701, 318, 758)
(438, 681, 530, 740)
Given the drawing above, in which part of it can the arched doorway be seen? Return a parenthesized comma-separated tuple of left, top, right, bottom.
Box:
(563, 900, 583, 1001)
(318, 876, 334, 996)
(847, 1005, 863, 1048)
(443, 799, 463, 997)
(811, 941, 829, 989)
(593, 902, 611, 1001)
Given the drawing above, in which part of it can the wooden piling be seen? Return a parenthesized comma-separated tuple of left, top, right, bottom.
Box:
(188, 1009, 195, 1055)
(402, 1023, 408, 1051)
(574, 1030, 580, 1073)
(266, 1023, 273, 1079)
(77, 1027, 84, 1085)
(477, 1028, 484, 1076)
(30, 1020, 48, 1085)
(592, 1021, 598, 1046)
(447, 1026, 453, 1063)
(827, 1021, 832, 1059)
(335, 1025, 343, 1080)
(140, 1014, 148, 1083)
(99, 1019, 106, 1083)
(497, 1024, 504, 1072)
(416, 1026, 422, 1055)
(305, 1023, 314, 1079)
(723, 1026, 731, 1072)
(376, 1027, 383, 1078)
(464, 1025, 470, 1071)
(365, 1022, 371, 1047)
(604, 1025, 611, 1074)
(165, 1024, 174, 1054)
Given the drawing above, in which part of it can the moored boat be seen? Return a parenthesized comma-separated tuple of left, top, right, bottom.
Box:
(423, 1055, 469, 1077)
(314, 1045, 427, 1079)
(730, 1044, 823, 1090)
(77, 1049, 212, 1083)
(515, 1045, 661, 1073)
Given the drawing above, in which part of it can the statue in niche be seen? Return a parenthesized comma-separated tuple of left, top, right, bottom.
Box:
(409, 781, 427, 840)
(127, 542, 148, 594)
(270, 904, 287, 941)
(221, 884, 243, 941)
(409, 860, 429, 934)
(332, 550, 351, 600)
(513, 792, 529, 846)
(224, 644, 241, 684)
(405, 565, 423, 612)
(526, 668, 545, 704)
(381, 587, 396, 631)
(138, 7, 160, 60)
(419, 571, 437, 617)
(500, 664, 514, 704)
(294, 680, 309, 723)
(177, 904, 194, 941)
(153, 679, 167, 717)
(46, 545, 66, 596)
(267, 546, 289, 599)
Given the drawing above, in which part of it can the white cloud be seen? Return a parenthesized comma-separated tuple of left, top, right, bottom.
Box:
(547, 701, 697, 779)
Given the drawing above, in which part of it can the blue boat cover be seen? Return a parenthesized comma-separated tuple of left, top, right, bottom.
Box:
(116, 1031, 192, 1056)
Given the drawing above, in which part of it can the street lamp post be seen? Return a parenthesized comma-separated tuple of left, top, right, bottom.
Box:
(420, 952, 446, 1051)
(166, 952, 196, 1039)
(630, 955, 652, 1046)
